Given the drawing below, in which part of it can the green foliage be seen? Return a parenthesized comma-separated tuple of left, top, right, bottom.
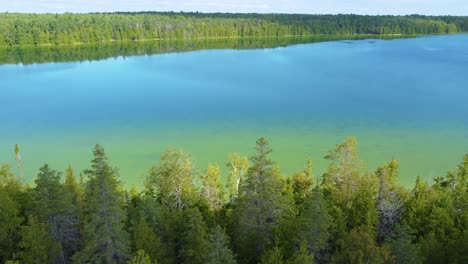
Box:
(0, 13, 467, 47)
(233, 137, 291, 263)
(128, 250, 156, 264)
(64, 165, 84, 209)
(0, 189, 23, 262)
(291, 160, 314, 205)
(145, 149, 197, 209)
(132, 216, 162, 263)
(226, 153, 249, 204)
(179, 207, 211, 263)
(260, 246, 284, 264)
(31, 164, 81, 263)
(0, 141, 466, 263)
(386, 224, 423, 264)
(287, 242, 315, 264)
(295, 189, 331, 258)
(331, 227, 392, 264)
(17, 216, 54, 264)
(72, 145, 130, 263)
(207, 225, 237, 264)
(376, 160, 404, 243)
(0, 35, 408, 65)
(200, 164, 225, 212)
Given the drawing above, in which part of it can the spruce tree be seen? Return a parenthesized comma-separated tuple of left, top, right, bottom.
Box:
(132, 215, 162, 263)
(31, 164, 80, 264)
(295, 189, 331, 259)
(180, 207, 211, 263)
(207, 225, 236, 264)
(72, 145, 130, 263)
(234, 137, 287, 264)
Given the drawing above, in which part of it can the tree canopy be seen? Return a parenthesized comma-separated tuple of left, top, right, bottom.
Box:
(0, 139, 466, 263)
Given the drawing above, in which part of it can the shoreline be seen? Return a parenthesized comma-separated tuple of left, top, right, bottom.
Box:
(0, 33, 441, 49)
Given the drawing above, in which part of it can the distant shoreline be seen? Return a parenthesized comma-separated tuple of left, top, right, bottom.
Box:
(1, 13, 466, 48)
(0, 33, 452, 49)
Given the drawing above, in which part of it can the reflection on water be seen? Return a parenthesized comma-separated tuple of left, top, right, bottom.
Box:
(0, 35, 409, 65)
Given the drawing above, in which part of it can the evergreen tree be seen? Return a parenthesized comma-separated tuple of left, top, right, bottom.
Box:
(386, 224, 423, 264)
(73, 145, 130, 264)
(260, 246, 284, 264)
(31, 164, 80, 264)
(132, 215, 162, 263)
(0, 163, 24, 262)
(295, 189, 331, 259)
(234, 137, 288, 264)
(179, 207, 211, 263)
(287, 242, 315, 264)
(64, 165, 83, 209)
(17, 216, 54, 264)
(291, 160, 314, 205)
(207, 225, 237, 264)
(375, 160, 403, 243)
(331, 227, 392, 264)
(0, 189, 23, 262)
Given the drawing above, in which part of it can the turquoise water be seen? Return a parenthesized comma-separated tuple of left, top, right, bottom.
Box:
(1, 35, 467, 187)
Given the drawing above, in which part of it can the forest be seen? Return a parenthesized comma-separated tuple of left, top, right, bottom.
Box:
(0, 137, 466, 264)
(1, 13, 468, 46)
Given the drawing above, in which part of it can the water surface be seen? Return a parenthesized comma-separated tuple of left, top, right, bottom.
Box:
(1, 35, 467, 187)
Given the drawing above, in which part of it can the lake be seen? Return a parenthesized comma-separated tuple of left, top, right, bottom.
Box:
(1, 35, 467, 187)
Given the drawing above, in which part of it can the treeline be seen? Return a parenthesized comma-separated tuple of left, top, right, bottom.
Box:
(0, 137, 466, 263)
(1, 12, 468, 46)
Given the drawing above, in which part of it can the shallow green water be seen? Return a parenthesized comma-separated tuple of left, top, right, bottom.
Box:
(1, 35, 467, 187)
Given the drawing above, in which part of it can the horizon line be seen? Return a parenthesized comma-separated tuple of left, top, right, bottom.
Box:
(1, 11, 467, 17)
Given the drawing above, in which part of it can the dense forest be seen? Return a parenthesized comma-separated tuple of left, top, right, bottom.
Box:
(1, 13, 468, 46)
(0, 137, 466, 263)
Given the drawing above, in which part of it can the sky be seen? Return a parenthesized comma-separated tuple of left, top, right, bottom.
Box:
(0, 0, 467, 15)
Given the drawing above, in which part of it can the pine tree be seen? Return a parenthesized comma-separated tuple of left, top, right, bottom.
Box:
(31, 164, 80, 264)
(72, 145, 130, 264)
